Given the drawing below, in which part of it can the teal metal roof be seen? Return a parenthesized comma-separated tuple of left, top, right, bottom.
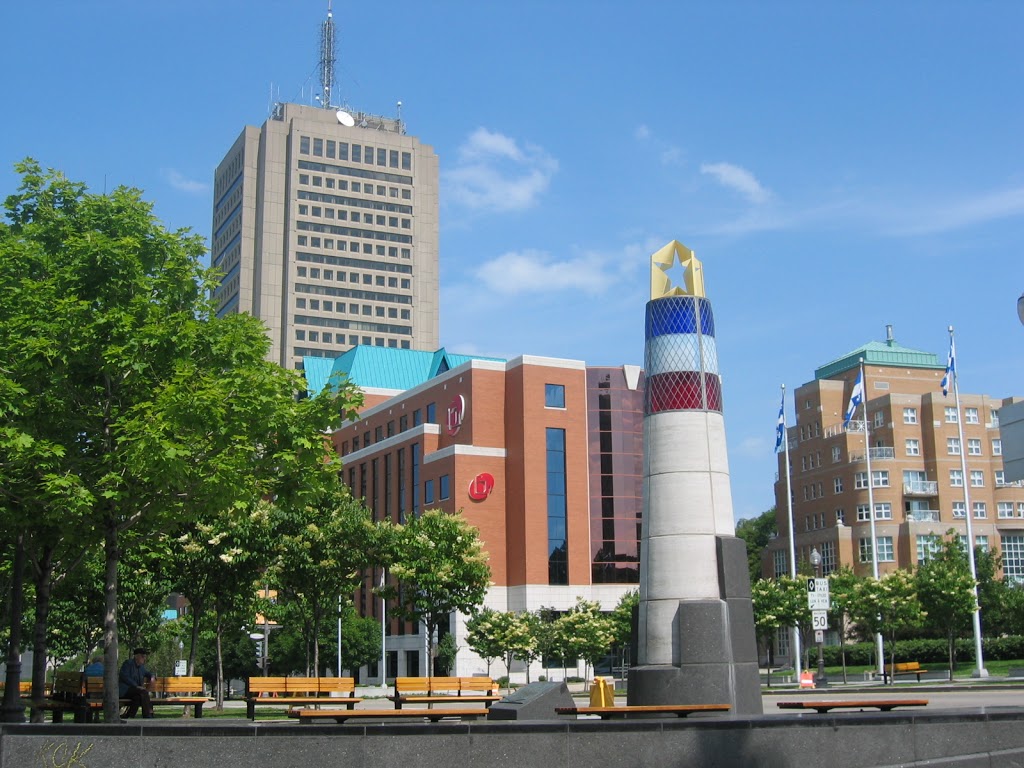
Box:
(815, 339, 943, 380)
(303, 347, 506, 396)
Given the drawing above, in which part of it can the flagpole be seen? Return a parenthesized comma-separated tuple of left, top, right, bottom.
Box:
(856, 359, 886, 679)
(948, 326, 988, 678)
(780, 385, 801, 680)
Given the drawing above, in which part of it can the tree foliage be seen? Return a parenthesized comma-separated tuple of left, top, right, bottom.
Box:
(915, 533, 979, 679)
(0, 161, 362, 720)
(390, 509, 490, 673)
(735, 508, 777, 584)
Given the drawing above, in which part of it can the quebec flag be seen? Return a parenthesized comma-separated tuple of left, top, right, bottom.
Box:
(844, 369, 864, 427)
(941, 341, 955, 397)
(775, 394, 786, 452)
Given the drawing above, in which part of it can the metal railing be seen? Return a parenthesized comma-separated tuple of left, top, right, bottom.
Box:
(905, 509, 940, 522)
(903, 480, 939, 495)
(850, 447, 895, 462)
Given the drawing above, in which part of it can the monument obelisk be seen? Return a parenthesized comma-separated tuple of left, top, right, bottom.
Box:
(628, 241, 762, 714)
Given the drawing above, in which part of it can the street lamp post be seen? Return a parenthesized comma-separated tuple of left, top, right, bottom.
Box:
(809, 547, 828, 689)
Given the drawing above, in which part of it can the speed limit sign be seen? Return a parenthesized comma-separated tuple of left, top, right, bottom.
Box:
(812, 610, 828, 630)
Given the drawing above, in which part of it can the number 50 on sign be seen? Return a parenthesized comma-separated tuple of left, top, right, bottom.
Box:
(812, 610, 828, 630)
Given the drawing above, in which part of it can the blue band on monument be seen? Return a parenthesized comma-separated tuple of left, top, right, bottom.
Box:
(645, 297, 715, 339)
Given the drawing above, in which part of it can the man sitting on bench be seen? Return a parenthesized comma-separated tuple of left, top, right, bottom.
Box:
(119, 647, 154, 719)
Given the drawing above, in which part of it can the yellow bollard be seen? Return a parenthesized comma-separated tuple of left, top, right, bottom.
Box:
(589, 676, 613, 706)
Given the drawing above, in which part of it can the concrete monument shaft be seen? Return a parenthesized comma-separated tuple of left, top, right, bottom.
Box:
(629, 241, 762, 714)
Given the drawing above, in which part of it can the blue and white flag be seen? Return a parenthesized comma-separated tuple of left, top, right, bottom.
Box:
(844, 369, 864, 426)
(775, 393, 786, 452)
(941, 340, 955, 397)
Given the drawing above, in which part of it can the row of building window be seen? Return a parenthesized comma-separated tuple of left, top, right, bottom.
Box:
(296, 297, 411, 320)
(299, 136, 412, 172)
(805, 498, 1024, 531)
(773, 534, 1024, 579)
(296, 267, 411, 290)
(299, 174, 413, 200)
(803, 467, 1018, 500)
(298, 203, 411, 229)
(297, 236, 412, 258)
(798, 406, 998, 444)
(800, 438, 1003, 472)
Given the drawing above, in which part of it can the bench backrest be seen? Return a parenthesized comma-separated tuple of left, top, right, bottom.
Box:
(85, 676, 104, 700)
(51, 672, 84, 699)
(395, 676, 498, 696)
(153, 676, 205, 695)
(308, 677, 356, 696)
(248, 677, 356, 697)
(0, 681, 33, 695)
(248, 677, 290, 697)
(890, 662, 921, 672)
(459, 677, 498, 695)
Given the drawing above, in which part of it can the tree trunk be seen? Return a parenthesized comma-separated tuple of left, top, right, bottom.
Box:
(187, 595, 203, 676)
(947, 630, 956, 682)
(215, 608, 225, 710)
(1, 533, 27, 723)
(30, 546, 55, 722)
(102, 519, 121, 723)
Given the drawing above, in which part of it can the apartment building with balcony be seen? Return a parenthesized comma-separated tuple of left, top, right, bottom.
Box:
(765, 329, 1024, 582)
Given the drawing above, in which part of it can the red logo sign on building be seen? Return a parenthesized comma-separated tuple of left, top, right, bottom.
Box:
(447, 394, 466, 436)
(468, 472, 495, 501)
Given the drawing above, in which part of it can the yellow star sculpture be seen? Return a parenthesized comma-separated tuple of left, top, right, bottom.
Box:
(650, 240, 705, 299)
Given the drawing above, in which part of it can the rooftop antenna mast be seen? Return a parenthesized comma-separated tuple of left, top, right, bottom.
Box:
(319, 1, 337, 108)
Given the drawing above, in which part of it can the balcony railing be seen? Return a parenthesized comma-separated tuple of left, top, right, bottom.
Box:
(850, 447, 895, 462)
(904, 480, 939, 496)
(905, 509, 940, 523)
(996, 479, 1024, 489)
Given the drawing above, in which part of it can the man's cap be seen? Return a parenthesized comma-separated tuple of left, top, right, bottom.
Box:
(132, 648, 150, 655)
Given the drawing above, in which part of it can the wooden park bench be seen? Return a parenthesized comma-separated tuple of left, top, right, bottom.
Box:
(32, 672, 98, 723)
(390, 676, 501, 710)
(777, 699, 928, 714)
(149, 676, 210, 718)
(245, 676, 361, 719)
(882, 661, 928, 684)
(291, 707, 490, 724)
(556, 704, 731, 720)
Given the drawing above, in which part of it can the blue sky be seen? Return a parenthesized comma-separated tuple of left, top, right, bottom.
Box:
(3, 1, 1023, 523)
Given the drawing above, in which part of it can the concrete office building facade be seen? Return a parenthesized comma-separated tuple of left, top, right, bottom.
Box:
(765, 330, 1024, 584)
(314, 349, 644, 681)
(211, 103, 439, 369)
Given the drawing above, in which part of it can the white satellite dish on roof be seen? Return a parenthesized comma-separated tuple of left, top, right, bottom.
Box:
(336, 109, 355, 127)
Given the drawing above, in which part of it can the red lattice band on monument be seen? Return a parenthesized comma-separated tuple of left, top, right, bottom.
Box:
(646, 371, 722, 414)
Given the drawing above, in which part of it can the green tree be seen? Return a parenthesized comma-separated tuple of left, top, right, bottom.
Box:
(271, 488, 378, 676)
(554, 599, 615, 682)
(849, 570, 924, 679)
(916, 533, 977, 679)
(465, 608, 507, 678)
(827, 566, 863, 682)
(735, 508, 777, 584)
(390, 509, 490, 675)
(0, 161, 362, 720)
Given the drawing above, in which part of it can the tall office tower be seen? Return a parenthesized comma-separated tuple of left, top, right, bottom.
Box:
(210, 10, 439, 368)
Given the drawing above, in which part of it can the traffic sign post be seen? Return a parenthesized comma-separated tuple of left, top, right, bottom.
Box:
(807, 551, 829, 689)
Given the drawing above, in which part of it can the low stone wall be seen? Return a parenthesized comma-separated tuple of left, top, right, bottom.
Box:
(3, 709, 1024, 768)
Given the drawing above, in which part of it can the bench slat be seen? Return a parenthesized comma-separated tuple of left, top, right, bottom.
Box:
(778, 699, 928, 714)
(556, 704, 730, 719)
(294, 707, 488, 724)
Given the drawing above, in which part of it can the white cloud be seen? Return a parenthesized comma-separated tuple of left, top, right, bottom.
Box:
(445, 128, 558, 212)
(475, 249, 613, 296)
(700, 162, 771, 204)
(885, 185, 1024, 236)
(660, 147, 683, 166)
(162, 169, 209, 195)
(634, 124, 651, 140)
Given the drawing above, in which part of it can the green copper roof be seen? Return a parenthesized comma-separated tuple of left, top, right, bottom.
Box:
(303, 346, 506, 396)
(815, 339, 943, 380)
